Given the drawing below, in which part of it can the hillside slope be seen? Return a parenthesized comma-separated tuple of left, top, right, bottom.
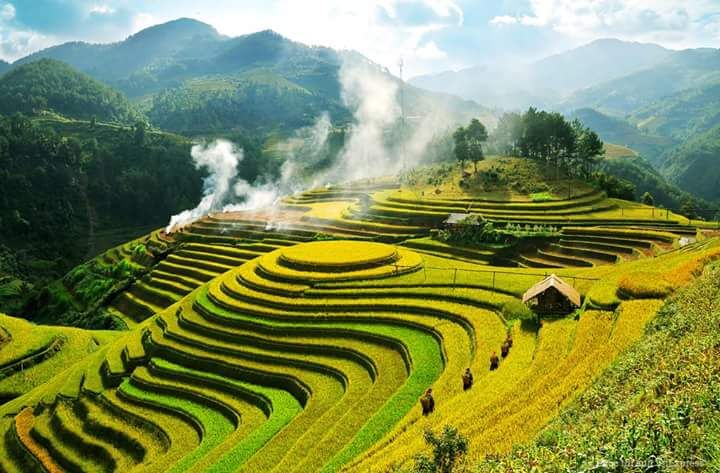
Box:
(0, 59, 140, 123)
(570, 108, 674, 162)
(630, 80, 720, 141)
(477, 261, 720, 471)
(562, 48, 720, 116)
(0, 113, 201, 311)
(659, 124, 720, 202)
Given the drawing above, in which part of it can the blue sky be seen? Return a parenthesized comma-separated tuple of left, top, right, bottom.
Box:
(1, 0, 718, 76)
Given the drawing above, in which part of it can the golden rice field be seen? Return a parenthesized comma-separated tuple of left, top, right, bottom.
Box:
(2, 166, 719, 472)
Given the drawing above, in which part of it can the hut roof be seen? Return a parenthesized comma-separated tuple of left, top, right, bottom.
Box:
(522, 274, 581, 307)
(444, 213, 476, 225)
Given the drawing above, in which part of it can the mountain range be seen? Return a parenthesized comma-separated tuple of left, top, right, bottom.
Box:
(1, 20, 718, 204)
(11, 18, 492, 135)
(410, 39, 675, 110)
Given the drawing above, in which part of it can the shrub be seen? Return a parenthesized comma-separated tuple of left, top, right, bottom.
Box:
(437, 217, 506, 246)
(411, 426, 469, 473)
(530, 192, 554, 202)
(591, 171, 635, 200)
(501, 299, 534, 321)
(131, 243, 147, 259)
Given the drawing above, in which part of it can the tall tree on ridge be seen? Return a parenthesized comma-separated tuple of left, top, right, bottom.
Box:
(453, 126, 469, 171)
(465, 118, 488, 174)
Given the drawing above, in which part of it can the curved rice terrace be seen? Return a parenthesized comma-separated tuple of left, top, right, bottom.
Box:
(2, 160, 719, 472)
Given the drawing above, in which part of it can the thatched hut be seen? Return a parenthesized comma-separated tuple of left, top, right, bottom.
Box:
(522, 274, 581, 314)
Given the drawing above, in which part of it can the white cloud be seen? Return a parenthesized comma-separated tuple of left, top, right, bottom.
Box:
(423, 0, 464, 25)
(0, 29, 53, 61)
(415, 40, 447, 59)
(90, 5, 116, 15)
(491, 0, 720, 48)
(490, 15, 518, 26)
(132, 12, 155, 32)
(0, 3, 14, 21)
(198, 0, 462, 76)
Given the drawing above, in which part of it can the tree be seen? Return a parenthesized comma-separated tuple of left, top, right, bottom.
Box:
(492, 112, 523, 156)
(465, 118, 488, 174)
(576, 128, 604, 178)
(680, 199, 697, 219)
(641, 192, 655, 206)
(133, 121, 147, 146)
(412, 425, 469, 473)
(452, 127, 469, 171)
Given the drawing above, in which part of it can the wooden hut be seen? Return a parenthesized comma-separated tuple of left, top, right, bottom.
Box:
(522, 274, 581, 314)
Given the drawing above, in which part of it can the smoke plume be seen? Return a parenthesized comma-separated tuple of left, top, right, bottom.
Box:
(165, 140, 241, 233)
(327, 56, 400, 182)
(165, 55, 470, 232)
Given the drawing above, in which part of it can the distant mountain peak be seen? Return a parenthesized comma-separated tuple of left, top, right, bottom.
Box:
(126, 17, 221, 42)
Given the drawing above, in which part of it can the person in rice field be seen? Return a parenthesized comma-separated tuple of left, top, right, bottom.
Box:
(506, 332, 513, 348)
(420, 388, 435, 415)
(490, 352, 499, 370)
(501, 340, 510, 358)
(462, 368, 473, 391)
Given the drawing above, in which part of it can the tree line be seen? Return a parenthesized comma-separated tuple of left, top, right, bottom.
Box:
(452, 108, 605, 179)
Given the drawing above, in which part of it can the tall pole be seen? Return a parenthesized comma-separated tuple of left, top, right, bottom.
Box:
(398, 58, 406, 173)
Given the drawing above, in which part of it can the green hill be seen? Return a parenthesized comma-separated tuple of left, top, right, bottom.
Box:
(0, 59, 141, 124)
(147, 69, 350, 134)
(563, 48, 720, 116)
(659, 124, 720, 202)
(630, 80, 720, 141)
(16, 18, 224, 86)
(570, 108, 674, 163)
(0, 113, 202, 309)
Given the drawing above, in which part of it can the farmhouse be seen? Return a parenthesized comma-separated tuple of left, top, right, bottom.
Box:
(522, 274, 581, 314)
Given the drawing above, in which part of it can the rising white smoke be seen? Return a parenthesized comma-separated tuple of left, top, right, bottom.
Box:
(165, 140, 241, 233)
(165, 55, 470, 232)
(329, 56, 400, 182)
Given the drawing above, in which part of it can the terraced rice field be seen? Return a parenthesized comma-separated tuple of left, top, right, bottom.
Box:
(3, 233, 718, 472)
(3, 167, 718, 472)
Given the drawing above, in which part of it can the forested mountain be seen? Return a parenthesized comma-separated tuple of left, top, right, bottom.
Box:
(0, 60, 9, 75)
(410, 39, 673, 109)
(15, 19, 491, 134)
(570, 108, 715, 209)
(562, 48, 720, 116)
(0, 59, 141, 123)
(572, 105, 720, 203)
(0, 114, 201, 284)
(16, 18, 225, 87)
(629, 80, 720, 141)
(569, 108, 674, 163)
(659, 125, 720, 202)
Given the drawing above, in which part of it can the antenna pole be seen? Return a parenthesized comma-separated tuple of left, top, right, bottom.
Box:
(398, 58, 406, 173)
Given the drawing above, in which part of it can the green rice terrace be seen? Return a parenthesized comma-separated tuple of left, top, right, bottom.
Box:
(2, 158, 719, 472)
